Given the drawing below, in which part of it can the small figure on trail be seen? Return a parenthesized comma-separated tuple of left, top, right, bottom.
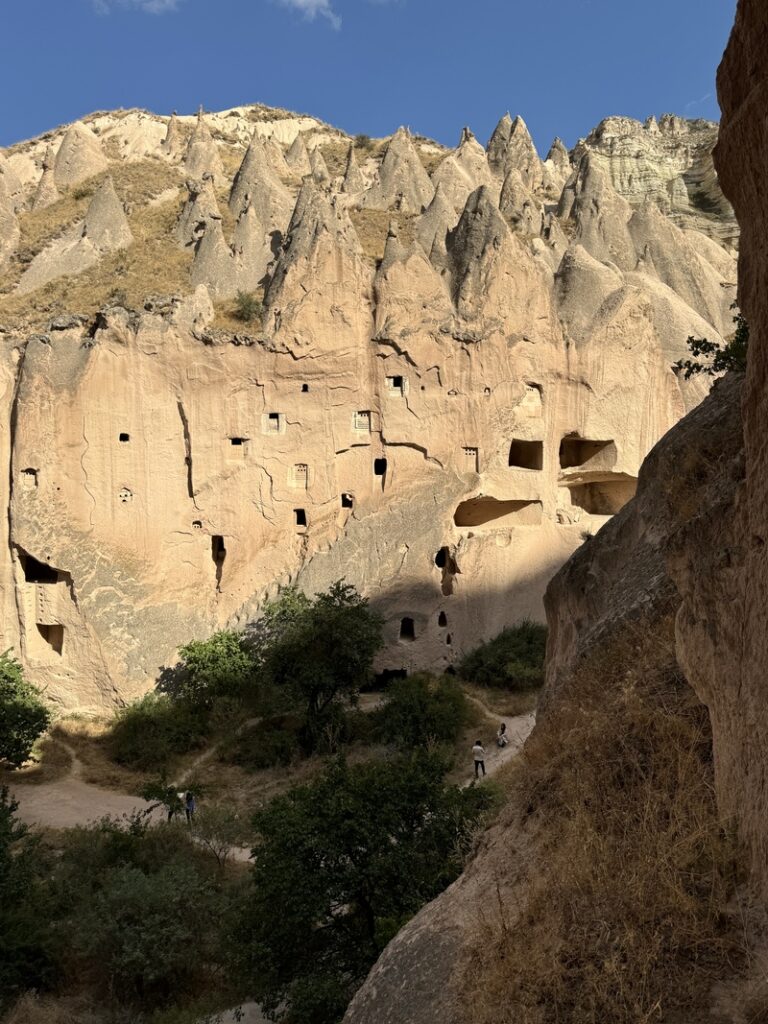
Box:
(166, 787, 183, 822)
(472, 740, 486, 779)
(185, 791, 196, 824)
(497, 722, 509, 748)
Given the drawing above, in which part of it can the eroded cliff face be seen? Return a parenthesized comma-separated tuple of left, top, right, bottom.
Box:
(0, 105, 735, 708)
(343, 373, 744, 1024)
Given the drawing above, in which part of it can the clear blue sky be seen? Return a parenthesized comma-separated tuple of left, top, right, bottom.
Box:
(0, 0, 737, 153)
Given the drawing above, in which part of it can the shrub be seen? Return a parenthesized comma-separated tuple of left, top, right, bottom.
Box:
(378, 673, 467, 748)
(223, 714, 302, 771)
(0, 789, 56, 1012)
(459, 621, 547, 690)
(159, 630, 257, 712)
(674, 307, 749, 378)
(108, 692, 206, 770)
(232, 753, 495, 1024)
(233, 290, 263, 323)
(353, 133, 372, 149)
(0, 651, 51, 768)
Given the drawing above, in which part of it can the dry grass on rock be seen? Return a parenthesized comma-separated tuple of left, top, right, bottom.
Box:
(350, 207, 417, 264)
(462, 621, 745, 1024)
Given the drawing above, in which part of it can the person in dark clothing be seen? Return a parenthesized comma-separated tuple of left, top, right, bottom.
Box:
(184, 791, 196, 824)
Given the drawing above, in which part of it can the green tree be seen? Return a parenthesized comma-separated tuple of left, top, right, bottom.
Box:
(233, 753, 494, 1023)
(674, 308, 749, 379)
(109, 692, 207, 770)
(160, 631, 256, 711)
(0, 651, 51, 768)
(378, 673, 467, 749)
(459, 621, 547, 690)
(0, 788, 55, 1012)
(255, 582, 383, 750)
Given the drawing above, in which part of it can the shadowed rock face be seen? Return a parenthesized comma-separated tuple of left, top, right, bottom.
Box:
(0, 102, 737, 708)
(342, 373, 744, 1024)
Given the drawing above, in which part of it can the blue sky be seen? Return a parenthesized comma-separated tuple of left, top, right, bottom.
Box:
(0, 0, 737, 153)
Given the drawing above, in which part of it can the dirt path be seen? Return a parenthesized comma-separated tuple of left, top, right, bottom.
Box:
(460, 695, 535, 784)
(9, 740, 163, 830)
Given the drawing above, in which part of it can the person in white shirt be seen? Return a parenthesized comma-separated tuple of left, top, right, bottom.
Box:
(472, 740, 486, 779)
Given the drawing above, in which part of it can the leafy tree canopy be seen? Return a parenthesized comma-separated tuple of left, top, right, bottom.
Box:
(0, 651, 51, 768)
(233, 752, 494, 1023)
(674, 308, 749, 379)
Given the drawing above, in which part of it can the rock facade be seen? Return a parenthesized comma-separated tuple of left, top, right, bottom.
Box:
(0, 104, 736, 709)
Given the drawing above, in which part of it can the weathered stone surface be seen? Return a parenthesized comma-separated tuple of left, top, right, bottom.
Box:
(361, 127, 435, 213)
(53, 122, 109, 187)
(343, 374, 744, 1024)
(183, 111, 225, 184)
(17, 177, 132, 295)
(431, 127, 494, 211)
(0, 103, 737, 709)
(31, 143, 60, 211)
(341, 145, 365, 194)
(285, 132, 312, 176)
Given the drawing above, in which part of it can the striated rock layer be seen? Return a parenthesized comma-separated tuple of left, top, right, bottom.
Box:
(0, 103, 737, 709)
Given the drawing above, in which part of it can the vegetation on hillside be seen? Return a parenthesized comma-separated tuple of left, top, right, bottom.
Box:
(674, 307, 749, 378)
(458, 620, 547, 691)
(0, 652, 50, 769)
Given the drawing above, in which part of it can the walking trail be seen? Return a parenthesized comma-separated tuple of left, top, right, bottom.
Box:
(8, 698, 535, 831)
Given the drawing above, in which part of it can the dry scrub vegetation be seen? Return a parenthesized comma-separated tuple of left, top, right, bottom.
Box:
(462, 618, 746, 1024)
(350, 207, 418, 264)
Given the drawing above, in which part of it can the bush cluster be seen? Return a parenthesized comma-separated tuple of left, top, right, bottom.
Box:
(458, 620, 547, 690)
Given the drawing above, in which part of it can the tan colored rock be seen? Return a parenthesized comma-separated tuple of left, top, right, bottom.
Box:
(361, 126, 435, 213)
(53, 122, 109, 187)
(341, 145, 365, 194)
(309, 146, 331, 186)
(0, 103, 738, 711)
(161, 112, 185, 161)
(285, 132, 312, 176)
(183, 111, 225, 184)
(487, 113, 544, 192)
(175, 174, 222, 247)
(0, 151, 24, 211)
(17, 177, 132, 294)
(498, 169, 543, 235)
(31, 143, 60, 211)
(229, 131, 294, 233)
(0, 196, 19, 271)
(431, 127, 494, 210)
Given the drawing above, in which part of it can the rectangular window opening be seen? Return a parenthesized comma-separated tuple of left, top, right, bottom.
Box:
(20, 552, 58, 585)
(37, 623, 64, 655)
(294, 508, 307, 527)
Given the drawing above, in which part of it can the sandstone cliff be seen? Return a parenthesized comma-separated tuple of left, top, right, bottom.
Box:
(345, 2, 768, 1019)
(0, 103, 736, 708)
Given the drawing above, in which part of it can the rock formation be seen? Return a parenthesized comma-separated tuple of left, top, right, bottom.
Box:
(361, 126, 435, 212)
(31, 143, 60, 211)
(53, 122, 109, 187)
(183, 111, 225, 184)
(17, 177, 133, 294)
(0, 101, 736, 709)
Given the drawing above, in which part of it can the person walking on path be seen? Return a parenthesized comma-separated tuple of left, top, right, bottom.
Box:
(472, 740, 486, 779)
(497, 722, 509, 748)
(184, 791, 196, 824)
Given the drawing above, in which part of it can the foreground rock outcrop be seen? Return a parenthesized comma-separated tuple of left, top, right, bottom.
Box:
(0, 103, 736, 708)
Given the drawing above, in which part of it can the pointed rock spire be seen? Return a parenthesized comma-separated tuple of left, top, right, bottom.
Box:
(190, 218, 236, 298)
(83, 177, 133, 250)
(0, 152, 23, 211)
(285, 133, 312, 177)
(447, 185, 512, 305)
(175, 174, 222, 247)
(229, 131, 293, 233)
(361, 127, 434, 213)
(32, 144, 60, 211)
(184, 112, 224, 184)
(161, 113, 184, 160)
(231, 203, 272, 293)
(554, 244, 624, 341)
(558, 152, 635, 268)
(54, 122, 109, 187)
(264, 136, 290, 178)
(486, 113, 514, 177)
(499, 169, 543, 235)
(0, 197, 19, 271)
(309, 146, 331, 186)
(546, 138, 570, 175)
(341, 145, 365, 194)
(414, 182, 457, 267)
(431, 127, 494, 210)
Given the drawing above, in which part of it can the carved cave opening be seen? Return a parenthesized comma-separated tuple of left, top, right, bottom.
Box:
(568, 477, 638, 516)
(454, 497, 543, 529)
(212, 535, 226, 589)
(119, 432, 130, 443)
(37, 623, 64, 655)
(434, 546, 459, 596)
(20, 552, 59, 584)
(341, 493, 354, 509)
(399, 617, 416, 642)
(294, 508, 307, 527)
(438, 611, 447, 627)
(509, 439, 544, 470)
(559, 436, 617, 470)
